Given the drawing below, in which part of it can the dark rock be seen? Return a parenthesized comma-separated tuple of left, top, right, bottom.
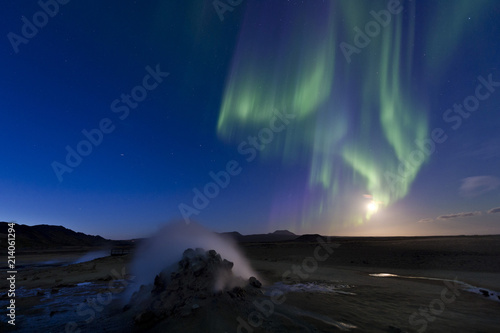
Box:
(197, 291, 209, 299)
(179, 305, 192, 317)
(152, 274, 165, 294)
(178, 258, 189, 270)
(129, 248, 252, 325)
(230, 287, 245, 298)
(97, 276, 113, 282)
(222, 259, 234, 270)
(479, 289, 489, 297)
(166, 279, 180, 292)
(183, 248, 196, 259)
(55, 283, 76, 288)
(191, 260, 207, 276)
(134, 310, 156, 325)
(249, 276, 262, 288)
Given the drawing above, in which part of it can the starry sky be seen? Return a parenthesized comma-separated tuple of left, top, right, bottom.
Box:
(1, 0, 499, 239)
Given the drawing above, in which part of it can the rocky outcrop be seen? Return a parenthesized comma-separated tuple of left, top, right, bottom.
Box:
(129, 248, 261, 326)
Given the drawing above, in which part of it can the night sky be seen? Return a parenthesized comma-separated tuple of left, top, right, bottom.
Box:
(2, 0, 499, 239)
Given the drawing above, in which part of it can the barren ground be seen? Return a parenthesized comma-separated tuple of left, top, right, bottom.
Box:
(1, 236, 499, 332)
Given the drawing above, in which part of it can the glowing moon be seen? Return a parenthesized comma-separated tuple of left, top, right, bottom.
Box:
(367, 201, 379, 214)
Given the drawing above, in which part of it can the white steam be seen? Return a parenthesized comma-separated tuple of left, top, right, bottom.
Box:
(72, 250, 109, 264)
(125, 221, 257, 299)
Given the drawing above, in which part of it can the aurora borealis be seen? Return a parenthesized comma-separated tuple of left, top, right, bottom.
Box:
(1, 0, 499, 238)
(216, 0, 470, 229)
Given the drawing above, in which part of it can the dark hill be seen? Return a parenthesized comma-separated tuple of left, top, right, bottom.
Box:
(272, 230, 296, 236)
(220, 230, 298, 242)
(219, 231, 245, 242)
(0, 222, 109, 250)
(292, 234, 325, 242)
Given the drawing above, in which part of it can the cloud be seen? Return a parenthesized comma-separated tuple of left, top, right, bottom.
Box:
(459, 176, 500, 197)
(437, 211, 482, 220)
(418, 218, 434, 223)
(488, 207, 500, 214)
(457, 139, 500, 160)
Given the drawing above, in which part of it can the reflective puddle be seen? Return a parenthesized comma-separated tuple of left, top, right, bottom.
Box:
(369, 272, 500, 302)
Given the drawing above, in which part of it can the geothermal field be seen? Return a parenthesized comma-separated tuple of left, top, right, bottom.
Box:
(1, 223, 499, 332)
(4, 1, 500, 332)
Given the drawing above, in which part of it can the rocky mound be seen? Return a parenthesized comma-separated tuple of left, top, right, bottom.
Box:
(128, 248, 262, 327)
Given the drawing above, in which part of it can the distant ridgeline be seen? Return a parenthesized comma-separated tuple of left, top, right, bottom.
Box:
(0, 222, 109, 251)
(220, 229, 299, 243)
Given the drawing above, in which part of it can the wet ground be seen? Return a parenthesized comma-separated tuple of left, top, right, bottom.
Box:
(2, 235, 500, 332)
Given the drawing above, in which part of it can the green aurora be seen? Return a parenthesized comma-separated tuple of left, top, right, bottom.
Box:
(216, 0, 491, 229)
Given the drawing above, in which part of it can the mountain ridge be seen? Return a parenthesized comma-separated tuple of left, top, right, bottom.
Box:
(0, 222, 109, 250)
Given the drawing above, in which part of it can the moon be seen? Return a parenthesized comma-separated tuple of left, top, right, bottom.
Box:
(367, 201, 379, 213)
